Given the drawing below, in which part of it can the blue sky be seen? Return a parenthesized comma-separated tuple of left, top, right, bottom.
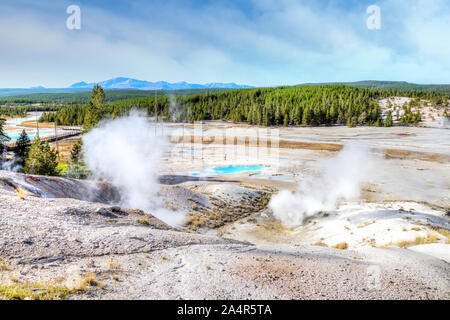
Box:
(0, 0, 449, 87)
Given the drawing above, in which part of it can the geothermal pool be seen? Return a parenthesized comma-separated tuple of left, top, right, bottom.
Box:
(5, 131, 54, 141)
(188, 165, 267, 176)
(4, 113, 56, 141)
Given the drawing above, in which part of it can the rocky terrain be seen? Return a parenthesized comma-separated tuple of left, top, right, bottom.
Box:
(0, 170, 448, 300)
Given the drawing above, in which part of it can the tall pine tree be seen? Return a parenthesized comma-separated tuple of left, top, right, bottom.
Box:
(84, 84, 107, 130)
(14, 129, 31, 167)
(0, 117, 10, 154)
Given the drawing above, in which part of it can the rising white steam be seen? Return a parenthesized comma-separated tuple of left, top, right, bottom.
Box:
(270, 143, 374, 226)
(83, 110, 185, 226)
(1, 157, 21, 172)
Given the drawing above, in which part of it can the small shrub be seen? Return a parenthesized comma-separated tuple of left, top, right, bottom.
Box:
(79, 272, 98, 290)
(332, 242, 348, 250)
(313, 242, 328, 247)
(108, 260, 122, 270)
(185, 213, 206, 228)
(394, 233, 440, 247)
(15, 187, 27, 200)
(137, 217, 151, 226)
(0, 259, 11, 271)
(431, 227, 450, 243)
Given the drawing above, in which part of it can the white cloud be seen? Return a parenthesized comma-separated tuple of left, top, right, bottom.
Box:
(0, 0, 448, 87)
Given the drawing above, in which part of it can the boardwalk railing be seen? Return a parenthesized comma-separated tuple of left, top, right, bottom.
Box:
(5, 127, 82, 149)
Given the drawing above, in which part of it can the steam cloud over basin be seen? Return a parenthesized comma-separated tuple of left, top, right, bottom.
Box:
(83, 111, 185, 226)
(270, 143, 374, 226)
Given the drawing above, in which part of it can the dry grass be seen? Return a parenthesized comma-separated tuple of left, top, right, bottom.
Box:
(393, 233, 440, 248)
(313, 242, 328, 247)
(332, 242, 348, 250)
(175, 135, 343, 152)
(279, 140, 342, 151)
(254, 220, 293, 234)
(384, 148, 450, 164)
(431, 227, 450, 244)
(108, 260, 122, 270)
(49, 138, 79, 162)
(165, 201, 179, 210)
(356, 220, 376, 228)
(0, 259, 11, 271)
(15, 187, 27, 200)
(185, 213, 206, 229)
(19, 120, 59, 129)
(79, 272, 99, 290)
(0, 282, 76, 300)
(137, 217, 151, 226)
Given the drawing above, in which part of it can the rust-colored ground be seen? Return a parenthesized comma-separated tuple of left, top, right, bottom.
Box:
(19, 120, 63, 129)
(384, 148, 450, 163)
(172, 135, 343, 152)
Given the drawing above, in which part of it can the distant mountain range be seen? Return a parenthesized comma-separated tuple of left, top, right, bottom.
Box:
(301, 80, 450, 92)
(1, 80, 449, 98)
(69, 77, 252, 90)
(0, 78, 252, 97)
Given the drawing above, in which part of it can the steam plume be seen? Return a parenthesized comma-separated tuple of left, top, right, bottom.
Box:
(83, 110, 185, 226)
(269, 143, 374, 226)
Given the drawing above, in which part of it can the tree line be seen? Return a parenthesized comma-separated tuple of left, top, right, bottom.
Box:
(39, 84, 449, 129)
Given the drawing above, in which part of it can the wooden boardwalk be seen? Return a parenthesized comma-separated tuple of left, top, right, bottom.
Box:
(5, 127, 82, 149)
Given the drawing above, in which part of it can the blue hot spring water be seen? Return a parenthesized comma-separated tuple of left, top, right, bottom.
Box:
(189, 165, 266, 176)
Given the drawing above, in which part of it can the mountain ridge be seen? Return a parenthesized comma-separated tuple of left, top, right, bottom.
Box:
(69, 77, 252, 90)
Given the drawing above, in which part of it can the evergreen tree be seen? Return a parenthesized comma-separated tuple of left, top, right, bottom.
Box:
(384, 111, 393, 127)
(44, 84, 449, 128)
(84, 84, 107, 130)
(24, 140, 59, 176)
(413, 110, 421, 124)
(70, 138, 83, 163)
(14, 129, 31, 167)
(302, 107, 313, 125)
(358, 111, 367, 125)
(0, 117, 10, 155)
(347, 116, 357, 128)
(67, 139, 88, 179)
